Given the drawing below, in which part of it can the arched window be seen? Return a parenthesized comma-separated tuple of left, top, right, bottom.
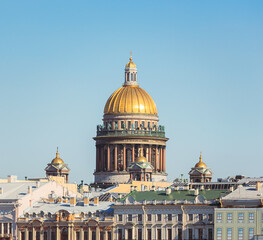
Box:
(127, 73, 130, 81)
(131, 73, 133, 81)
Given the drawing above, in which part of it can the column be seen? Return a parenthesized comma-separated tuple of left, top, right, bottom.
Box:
(56, 226, 60, 240)
(25, 228, 28, 240)
(155, 146, 158, 171)
(96, 146, 99, 172)
(148, 146, 152, 163)
(107, 145, 110, 171)
(123, 145, 126, 170)
(40, 227, 44, 240)
(100, 147, 104, 171)
(132, 145, 135, 162)
(160, 147, 163, 171)
(88, 227, 92, 240)
(48, 227, 51, 240)
(163, 147, 166, 172)
(105, 231, 108, 240)
(80, 228, 84, 240)
(32, 227, 36, 240)
(96, 227, 100, 240)
(17, 229, 21, 240)
(1, 223, 3, 235)
(114, 145, 118, 171)
(67, 226, 71, 240)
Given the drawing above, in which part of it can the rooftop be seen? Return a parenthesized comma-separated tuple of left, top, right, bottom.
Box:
(123, 189, 229, 202)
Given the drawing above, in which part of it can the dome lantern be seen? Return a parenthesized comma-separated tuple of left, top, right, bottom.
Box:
(124, 52, 138, 86)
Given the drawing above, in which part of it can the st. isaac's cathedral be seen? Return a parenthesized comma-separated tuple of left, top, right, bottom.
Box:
(93, 55, 169, 186)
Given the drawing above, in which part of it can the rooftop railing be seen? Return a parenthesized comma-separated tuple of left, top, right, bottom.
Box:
(96, 125, 166, 138)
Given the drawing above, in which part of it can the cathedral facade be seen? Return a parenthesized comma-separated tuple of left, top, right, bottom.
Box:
(93, 56, 168, 186)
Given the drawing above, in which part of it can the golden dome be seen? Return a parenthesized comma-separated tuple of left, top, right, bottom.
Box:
(51, 148, 64, 164)
(136, 148, 147, 162)
(126, 56, 137, 68)
(104, 85, 157, 115)
(195, 152, 207, 168)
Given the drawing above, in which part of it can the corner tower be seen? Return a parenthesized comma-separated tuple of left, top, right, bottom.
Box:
(93, 55, 168, 186)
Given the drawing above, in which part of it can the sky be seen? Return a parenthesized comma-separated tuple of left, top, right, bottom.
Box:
(0, 1, 262, 184)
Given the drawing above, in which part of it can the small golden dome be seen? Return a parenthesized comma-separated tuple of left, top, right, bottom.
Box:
(51, 148, 64, 164)
(104, 85, 157, 115)
(136, 148, 147, 162)
(195, 152, 207, 168)
(126, 56, 137, 68)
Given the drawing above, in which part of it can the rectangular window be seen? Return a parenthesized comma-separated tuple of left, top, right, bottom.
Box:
(238, 213, 244, 222)
(249, 228, 254, 240)
(138, 229, 142, 240)
(128, 214, 132, 221)
(4, 223, 8, 234)
(128, 229, 132, 239)
(147, 229, 152, 240)
(208, 214, 213, 221)
(84, 232, 88, 240)
(128, 121, 131, 129)
(36, 232, 40, 240)
(108, 232, 111, 240)
(138, 214, 142, 221)
(178, 214, 182, 222)
(249, 213, 254, 222)
(147, 214, 152, 221)
(157, 229, 162, 240)
(208, 229, 213, 240)
(21, 232, 25, 240)
(188, 229, 193, 240)
(92, 231, 96, 240)
(217, 213, 222, 222)
(178, 229, 182, 240)
(198, 229, 203, 240)
(189, 214, 193, 221)
(44, 232, 47, 240)
(227, 228, 232, 240)
(167, 229, 172, 240)
(135, 121, 139, 129)
(217, 228, 222, 240)
(199, 214, 203, 221)
(118, 214, 122, 221)
(118, 229, 122, 240)
(168, 214, 172, 221)
(238, 228, 243, 240)
(157, 214, 162, 221)
(227, 213, 232, 223)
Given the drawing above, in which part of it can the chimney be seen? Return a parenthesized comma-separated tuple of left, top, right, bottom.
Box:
(256, 182, 261, 191)
(8, 175, 17, 183)
(0, 187, 3, 195)
(166, 187, 171, 195)
(230, 186, 234, 192)
(194, 189, 199, 196)
(94, 197, 99, 206)
(152, 185, 156, 191)
(36, 182, 40, 188)
(84, 197, 89, 206)
(27, 186, 32, 194)
(70, 197, 76, 207)
(130, 185, 134, 192)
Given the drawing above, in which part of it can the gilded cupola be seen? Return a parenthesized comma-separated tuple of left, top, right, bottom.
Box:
(51, 148, 64, 164)
(195, 152, 207, 168)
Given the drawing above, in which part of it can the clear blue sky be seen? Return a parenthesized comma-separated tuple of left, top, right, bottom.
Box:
(0, 1, 262, 184)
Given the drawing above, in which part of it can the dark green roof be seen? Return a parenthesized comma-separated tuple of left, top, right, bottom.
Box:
(122, 190, 230, 201)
